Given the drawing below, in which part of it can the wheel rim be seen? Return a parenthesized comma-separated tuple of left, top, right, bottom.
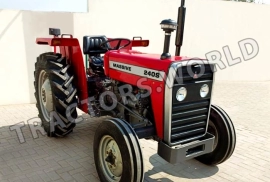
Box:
(99, 135, 123, 182)
(38, 70, 53, 122)
(208, 120, 219, 150)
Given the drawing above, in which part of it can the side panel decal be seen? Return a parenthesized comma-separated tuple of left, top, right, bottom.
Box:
(109, 60, 165, 81)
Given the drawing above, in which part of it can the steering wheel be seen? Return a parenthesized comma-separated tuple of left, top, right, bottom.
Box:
(100, 38, 131, 50)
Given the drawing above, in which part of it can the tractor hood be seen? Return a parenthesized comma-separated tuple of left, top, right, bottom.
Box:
(104, 50, 203, 76)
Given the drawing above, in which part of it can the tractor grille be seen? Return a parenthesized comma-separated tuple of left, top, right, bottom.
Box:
(168, 63, 214, 145)
(171, 100, 210, 143)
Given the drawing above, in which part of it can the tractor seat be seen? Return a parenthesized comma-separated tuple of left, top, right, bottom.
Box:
(83, 35, 109, 56)
(83, 35, 110, 67)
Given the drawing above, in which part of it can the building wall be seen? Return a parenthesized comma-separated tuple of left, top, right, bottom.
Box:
(0, 10, 73, 105)
(74, 0, 270, 81)
(0, 0, 270, 105)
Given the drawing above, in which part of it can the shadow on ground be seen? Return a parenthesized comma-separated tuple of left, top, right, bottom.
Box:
(144, 154, 218, 182)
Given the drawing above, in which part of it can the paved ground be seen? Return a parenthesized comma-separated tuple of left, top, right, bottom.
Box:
(0, 81, 270, 182)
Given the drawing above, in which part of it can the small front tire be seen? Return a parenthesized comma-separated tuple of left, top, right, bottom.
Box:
(94, 118, 144, 182)
(196, 104, 236, 165)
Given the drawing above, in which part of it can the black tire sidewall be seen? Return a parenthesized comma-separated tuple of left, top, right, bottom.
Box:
(207, 108, 230, 163)
(196, 106, 233, 165)
(213, 105, 236, 160)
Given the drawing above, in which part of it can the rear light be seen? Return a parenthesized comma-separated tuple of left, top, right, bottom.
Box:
(52, 39, 61, 46)
(131, 40, 149, 47)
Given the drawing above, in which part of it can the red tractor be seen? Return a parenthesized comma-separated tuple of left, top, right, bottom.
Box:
(34, 1, 236, 181)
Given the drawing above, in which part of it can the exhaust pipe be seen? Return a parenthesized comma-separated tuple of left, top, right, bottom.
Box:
(175, 0, 186, 56)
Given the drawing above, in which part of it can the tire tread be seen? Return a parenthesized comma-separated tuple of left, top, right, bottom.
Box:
(34, 52, 77, 137)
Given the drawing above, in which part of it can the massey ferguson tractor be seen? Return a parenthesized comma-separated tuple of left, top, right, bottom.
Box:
(34, 1, 236, 181)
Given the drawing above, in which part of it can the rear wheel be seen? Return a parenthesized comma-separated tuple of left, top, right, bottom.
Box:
(94, 118, 144, 182)
(196, 104, 236, 165)
(34, 52, 77, 137)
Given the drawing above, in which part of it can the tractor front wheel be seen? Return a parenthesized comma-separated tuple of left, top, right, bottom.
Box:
(94, 118, 144, 182)
(34, 52, 77, 137)
(196, 105, 236, 165)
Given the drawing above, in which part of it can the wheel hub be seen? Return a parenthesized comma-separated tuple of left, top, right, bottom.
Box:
(105, 140, 123, 177)
(38, 70, 53, 122)
(105, 149, 116, 165)
(41, 88, 46, 103)
(41, 79, 53, 111)
(99, 136, 123, 181)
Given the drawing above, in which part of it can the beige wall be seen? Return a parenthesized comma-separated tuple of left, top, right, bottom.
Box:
(0, 10, 73, 105)
(74, 0, 270, 81)
(0, 0, 270, 105)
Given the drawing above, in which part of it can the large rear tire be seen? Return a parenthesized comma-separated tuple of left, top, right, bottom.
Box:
(196, 104, 236, 165)
(94, 118, 144, 182)
(34, 52, 77, 137)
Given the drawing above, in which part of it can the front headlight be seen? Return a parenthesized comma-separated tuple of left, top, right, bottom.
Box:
(200, 84, 209, 98)
(176, 87, 187, 102)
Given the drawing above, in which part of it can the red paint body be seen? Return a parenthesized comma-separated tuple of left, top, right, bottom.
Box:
(104, 50, 189, 139)
(37, 37, 89, 112)
(36, 36, 189, 140)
